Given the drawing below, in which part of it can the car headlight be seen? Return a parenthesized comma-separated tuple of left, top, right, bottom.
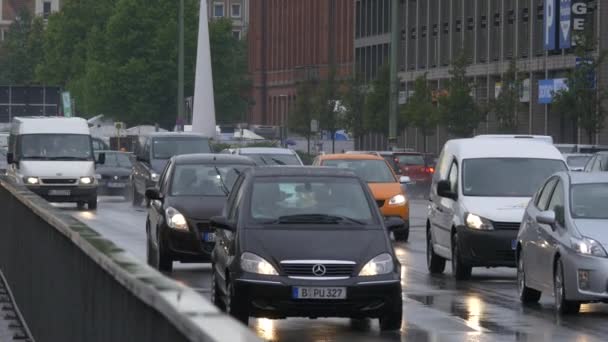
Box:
(465, 213, 494, 230)
(359, 253, 395, 276)
(24, 177, 40, 185)
(80, 177, 94, 185)
(165, 207, 189, 231)
(571, 237, 608, 257)
(240, 252, 279, 275)
(151, 172, 160, 182)
(388, 194, 407, 205)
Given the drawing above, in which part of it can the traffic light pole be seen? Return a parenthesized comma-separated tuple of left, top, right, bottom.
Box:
(388, 0, 399, 149)
(177, 0, 185, 131)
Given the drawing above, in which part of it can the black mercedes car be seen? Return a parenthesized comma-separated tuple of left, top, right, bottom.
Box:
(145, 154, 256, 272)
(95, 151, 133, 197)
(210, 166, 404, 330)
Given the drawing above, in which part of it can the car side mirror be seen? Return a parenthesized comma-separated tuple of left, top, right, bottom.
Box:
(536, 210, 556, 226)
(96, 152, 105, 165)
(437, 180, 457, 200)
(6, 152, 14, 165)
(210, 216, 236, 232)
(145, 188, 162, 200)
(399, 176, 411, 184)
(385, 217, 406, 231)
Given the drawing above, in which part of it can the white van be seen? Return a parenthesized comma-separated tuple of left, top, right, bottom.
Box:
(6, 117, 105, 210)
(426, 138, 567, 280)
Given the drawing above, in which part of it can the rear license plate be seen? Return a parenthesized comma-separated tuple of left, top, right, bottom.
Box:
(107, 182, 126, 188)
(49, 189, 71, 196)
(202, 232, 215, 242)
(511, 240, 517, 250)
(292, 287, 347, 300)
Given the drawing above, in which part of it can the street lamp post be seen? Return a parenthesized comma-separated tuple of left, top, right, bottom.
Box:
(177, 0, 185, 131)
(279, 94, 288, 146)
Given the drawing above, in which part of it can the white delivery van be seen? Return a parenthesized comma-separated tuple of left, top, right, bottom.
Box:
(6, 117, 105, 210)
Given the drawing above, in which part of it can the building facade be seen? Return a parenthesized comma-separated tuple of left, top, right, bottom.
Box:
(0, 0, 60, 41)
(208, 0, 250, 40)
(356, 0, 605, 153)
(248, 0, 354, 125)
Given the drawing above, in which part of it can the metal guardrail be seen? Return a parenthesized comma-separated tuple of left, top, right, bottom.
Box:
(0, 178, 260, 342)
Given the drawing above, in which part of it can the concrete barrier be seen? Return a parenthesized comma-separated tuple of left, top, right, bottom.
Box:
(0, 178, 261, 342)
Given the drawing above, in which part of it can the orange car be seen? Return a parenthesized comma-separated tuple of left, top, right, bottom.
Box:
(313, 153, 411, 241)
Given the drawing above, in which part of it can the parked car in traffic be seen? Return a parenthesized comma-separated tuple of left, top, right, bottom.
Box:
(313, 153, 411, 241)
(427, 138, 568, 280)
(210, 166, 404, 329)
(131, 132, 212, 206)
(95, 151, 133, 197)
(145, 154, 256, 272)
(563, 153, 592, 171)
(583, 151, 608, 172)
(393, 151, 434, 197)
(517, 172, 608, 314)
(221, 147, 303, 166)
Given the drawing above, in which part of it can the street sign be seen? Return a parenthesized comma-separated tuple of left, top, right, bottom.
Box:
(62, 92, 72, 117)
(544, 0, 557, 50)
(538, 78, 569, 104)
(494, 82, 503, 98)
(559, 0, 571, 49)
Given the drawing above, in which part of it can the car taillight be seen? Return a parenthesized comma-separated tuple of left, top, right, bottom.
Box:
(426, 167, 435, 174)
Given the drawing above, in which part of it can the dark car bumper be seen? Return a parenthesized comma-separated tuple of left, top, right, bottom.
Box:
(455, 225, 518, 267)
(28, 186, 97, 203)
(162, 224, 215, 262)
(234, 275, 402, 319)
(98, 180, 130, 195)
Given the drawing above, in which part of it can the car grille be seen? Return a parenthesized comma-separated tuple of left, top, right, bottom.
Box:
(281, 262, 356, 277)
(197, 222, 211, 232)
(492, 221, 521, 230)
(495, 250, 516, 261)
(101, 175, 130, 181)
(41, 179, 77, 185)
(376, 200, 385, 208)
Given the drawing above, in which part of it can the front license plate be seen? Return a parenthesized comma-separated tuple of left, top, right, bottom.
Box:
(49, 189, 71, 196)
(292, 287, 347, 300)
(202, 232, 215, 242)
(511, 240, 517, 250)
(108, 182, 126, 188)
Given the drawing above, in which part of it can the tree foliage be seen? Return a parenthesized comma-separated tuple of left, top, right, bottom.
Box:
(402, 73, 438, 151)
(364, 65, 390, 134)
(289, 79, 320, 154)
(339, 75, 367, 138)
(438, 53, 484, 137)
(317, 67, 342, 152)
(490, 60, 524, 132)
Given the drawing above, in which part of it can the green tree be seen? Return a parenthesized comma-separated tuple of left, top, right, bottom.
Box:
(340, 75, 367, 148)
(364, 65, 390, 134)
(402, 74, 438, 152)
(289, 80, 320, 154)
(438, 53, 484, 137)
(553, 34, 608, 143)
(490, 60, 524, 132)
(318, 67, 341, 153)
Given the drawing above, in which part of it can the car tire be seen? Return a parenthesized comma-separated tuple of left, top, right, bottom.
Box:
(131, 185, 141, 207)
(394, 228, 409, 242)
(211, 269, 226, 311)
(554, 258, 580, 315)
(226, 281, 249, 325)
(427, 229, 446, 274)
(155, 233, 173, 272)
(77, 201, 86, 210)
(88, 197, 97, 210)
(379, 299, 403, 331)
(517, 253, 541, 303)
(146, 234, 155, 267)
(451, 233, 472, 280)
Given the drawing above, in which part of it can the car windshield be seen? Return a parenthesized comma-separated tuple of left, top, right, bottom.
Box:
(395, 154, 425, 165)
(462, 158, 567, 197)
(567, 155, 591, 168)
(171, 164, 249, 196)
(153, 137, 211, 159)
(249, 176, 377, 225)
(244, 153, 301, 165)
(571, 183, 608, 219)
(97, 152, 132, 168)
(19, 134, 93, 161)
(323, 159, 396, 183)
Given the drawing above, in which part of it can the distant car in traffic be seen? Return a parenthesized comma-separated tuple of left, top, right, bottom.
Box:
(95, 151, 133, 197)
(393, 152, 434, 196)
(92, 137, 110, 152)
(563, 153, 592, 171)
(210, 166, 404, 329)
(131, 132, 212, 206)
(144, 154, 256, 272)
(583, 151, 608, 172)
(222, 147, 303, 166)
(313, 153, 411, 241)
(427, 138, 568, 280)
(517, 172, 608, 314)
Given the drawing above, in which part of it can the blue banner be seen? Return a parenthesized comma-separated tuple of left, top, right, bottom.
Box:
(544, 0, 557, 50)
(539, 80, 554, 104)
(559, 0, 571, 49)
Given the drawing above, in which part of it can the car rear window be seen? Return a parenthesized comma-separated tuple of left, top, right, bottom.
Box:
(395, 154, 425, 165)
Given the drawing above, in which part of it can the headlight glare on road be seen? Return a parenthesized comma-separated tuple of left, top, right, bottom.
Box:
(359, 253, 394, 276)
(24, 177, 40, 185)
(240, 252, 278, 275)
(465, 213, 494, 230)
(165, 207, 188, 231)
(151, 172, 160, 182)
(388, 194, 407, 205)
(571, 237, 607, 257)
(80, 177, 94, 185)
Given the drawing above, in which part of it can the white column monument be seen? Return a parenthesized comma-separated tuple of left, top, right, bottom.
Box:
(192, 0, 217, 137)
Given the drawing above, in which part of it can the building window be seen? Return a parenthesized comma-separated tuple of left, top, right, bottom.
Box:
(231, 3, 241, 18)
(43, 1, 52, 19)
(213, 3, 225, 17)
(232, 30, 241, 40)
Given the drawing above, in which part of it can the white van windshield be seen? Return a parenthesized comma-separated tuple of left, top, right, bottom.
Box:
(19, 134, 93, 161)
(462, 158, 567, 197)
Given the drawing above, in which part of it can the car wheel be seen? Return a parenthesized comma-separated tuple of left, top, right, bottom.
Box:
(379, 300, 403, 331)
(554, 258, 580, 315)
(77, 201, 86, 210)
(226, 281, 249, 325)
(394, 228, 409, 242)
(451, 233, 472, 280)
(88, 197, 97, 210)
(427, 229, 446, 274)
(146, 234, 155, 267)
(518, 253, 541, 303)
(155, 234, 173, 272)
(211, 269, 226, 311)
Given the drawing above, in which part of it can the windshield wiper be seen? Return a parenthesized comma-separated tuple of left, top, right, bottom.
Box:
(258, 156, 269, 165)
(276, 214, 365, 225)
(21, 156, 48, 160)
(270, 158, 286, 165)
(214, 166, 230, 195)
(48, 156, 90, 161)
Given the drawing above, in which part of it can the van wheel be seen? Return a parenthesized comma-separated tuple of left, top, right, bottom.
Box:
(518, 253, 541, 303)
(452, 233, 472, 280)
(427, 229, 446, 274)
(88, 197, 97, 210)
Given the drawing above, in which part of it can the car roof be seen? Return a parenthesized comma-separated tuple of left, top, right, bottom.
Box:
(13, 117, 89, 134)
(247, 166, 358, 178)
(563, 153, 593, 157)
(236, 147, 295, 155)
(173, 153, 256, 165)
(446, 138, 564, 160)
(317, 153, 384, 161)
(145, 132, 209, 138)
(566, 172, 608, 185)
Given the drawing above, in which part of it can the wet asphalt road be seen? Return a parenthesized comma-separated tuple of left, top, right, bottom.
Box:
(64, 197, 608, 342)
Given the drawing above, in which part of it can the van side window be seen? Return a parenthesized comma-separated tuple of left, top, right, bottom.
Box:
(448, 161, 458, 193)
(436, 149, 449, 179)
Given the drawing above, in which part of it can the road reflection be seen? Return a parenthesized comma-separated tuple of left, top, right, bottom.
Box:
(255, 318, 277, 341)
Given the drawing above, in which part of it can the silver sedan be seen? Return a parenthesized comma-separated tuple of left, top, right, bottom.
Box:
(517, 172, 608, 314)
